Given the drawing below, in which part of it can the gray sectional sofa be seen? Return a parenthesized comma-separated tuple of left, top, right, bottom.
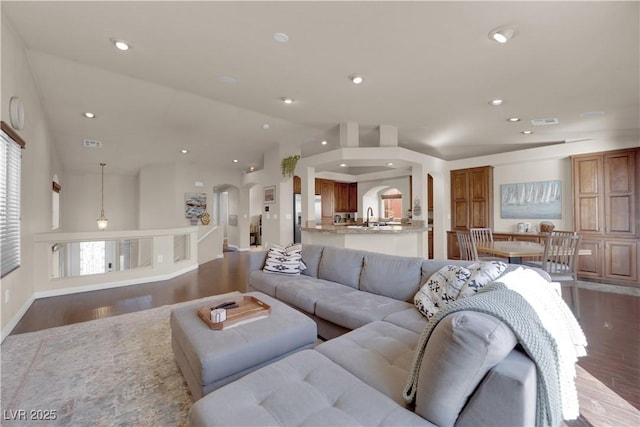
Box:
(189, 244, 553, 426)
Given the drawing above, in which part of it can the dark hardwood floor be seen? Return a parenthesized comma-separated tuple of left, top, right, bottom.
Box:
(9, 251, 640, 424)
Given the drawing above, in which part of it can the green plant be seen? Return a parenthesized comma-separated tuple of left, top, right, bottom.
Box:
(280, 154, 300, 178)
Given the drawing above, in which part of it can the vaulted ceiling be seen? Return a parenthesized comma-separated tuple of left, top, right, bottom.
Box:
(3, 1, 638, 176)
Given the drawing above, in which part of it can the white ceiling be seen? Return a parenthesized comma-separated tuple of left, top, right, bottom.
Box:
(3, 1, 639, 176)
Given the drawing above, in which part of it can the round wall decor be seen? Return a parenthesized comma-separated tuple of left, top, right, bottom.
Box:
(9, 97, 25, 130)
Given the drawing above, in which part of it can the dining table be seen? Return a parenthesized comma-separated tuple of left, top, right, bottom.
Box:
(476, 240, 592, 264)
(476, 241, 546, 264)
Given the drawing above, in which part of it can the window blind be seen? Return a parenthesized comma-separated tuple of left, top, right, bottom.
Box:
(1, 129, 21, 277)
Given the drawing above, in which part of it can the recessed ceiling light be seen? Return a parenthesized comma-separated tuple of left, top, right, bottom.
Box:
(489, 28, 515, 44)
(521, 130, 533, 135)
(489, 99, 503, 106)
(349, 74, 364, 84)
(273, 32, 289, 43)
(507, 117, 521, 122)
(111, 38, 130, 51)
(180, 149, 189, 154)
(387, 162, 394, 166)
(281, 97, 294, 104)
(248, 166, 256, 172)
(83, 112, 95, 118)
(262, 123, 270, 130)
(321, 140, 328, 145)
(339, 163, 347, 167)
(232, 159, 239, 163)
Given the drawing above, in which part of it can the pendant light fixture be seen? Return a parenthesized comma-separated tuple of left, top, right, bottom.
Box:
(97, 162, 108, 230)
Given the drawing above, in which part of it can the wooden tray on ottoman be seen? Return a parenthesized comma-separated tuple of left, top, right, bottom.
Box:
(197, 295, 271, 330)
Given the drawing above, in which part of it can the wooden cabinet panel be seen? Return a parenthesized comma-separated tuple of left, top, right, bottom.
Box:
(450, 166, 492, 231)
(453, 201, 468, 229)
(574, 155, 604, 235)
(578, 197, 600, 232)
(319, 179, 334, 223)
(572, 148, 639, 286)
(293, 175, 301, 194)
(577, 239, 603, 278)
(348, 183, 358, 212)
(605, 240, 638, 282)
(314, 178, 321, 195)
(604, 151, 636, 236)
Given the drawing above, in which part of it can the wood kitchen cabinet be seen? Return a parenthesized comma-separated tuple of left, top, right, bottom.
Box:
(572, 148, 639, 285)
(318, 179, 335, 224)
(333, 182, 357, 212)
(293, 175, 301, 194)
(450, 166, 493, 231)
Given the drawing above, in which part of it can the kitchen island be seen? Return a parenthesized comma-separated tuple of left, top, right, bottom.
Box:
(301, 223, 428, 258)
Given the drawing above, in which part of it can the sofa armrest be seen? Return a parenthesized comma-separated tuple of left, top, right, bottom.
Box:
(246, 251, 268, 291)
(456, 349, 537, 427)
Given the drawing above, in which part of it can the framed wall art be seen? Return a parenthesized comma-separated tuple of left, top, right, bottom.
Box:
(264, 186, 276, 204)
(500, 180, 561, 219)
(185, 192, 206, 218)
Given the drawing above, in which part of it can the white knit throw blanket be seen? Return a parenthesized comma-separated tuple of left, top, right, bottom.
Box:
(403, 275, 587, 427)
(494, 267, 587, 419)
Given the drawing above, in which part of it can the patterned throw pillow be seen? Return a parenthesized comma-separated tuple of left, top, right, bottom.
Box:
(414, 265, 472, 319)
(263, 243, 307, 275)
(457, 261, 507, 299)
(414, 261, 508, 319)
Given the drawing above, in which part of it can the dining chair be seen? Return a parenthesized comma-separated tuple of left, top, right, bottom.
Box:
(550, 230, 577, 237)
(456, 231, 478, 261)
(469, 227, 507, 262)
(527, 234, 582, 317)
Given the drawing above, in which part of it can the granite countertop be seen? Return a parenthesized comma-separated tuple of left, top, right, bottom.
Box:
(301, 224, 428, 234)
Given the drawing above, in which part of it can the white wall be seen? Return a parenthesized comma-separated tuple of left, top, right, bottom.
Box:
(62, 171, 139, 231)
(1, 17, 62, 335)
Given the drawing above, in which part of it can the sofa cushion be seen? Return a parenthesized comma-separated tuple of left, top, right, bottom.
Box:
(316, 321, 419, 406)
(275, 278, 355, 314)
(301, 244, 324, 278)
(359, 252, 423, 301)
(317, 247, 364, 289)
(383, 308, 428, 335)
(248, 270, 286, 296)
(420, 259, 474, 286)
(414, 311, 517, 427)
(315, 291, 412, 330)
(189, 350, 433, 427)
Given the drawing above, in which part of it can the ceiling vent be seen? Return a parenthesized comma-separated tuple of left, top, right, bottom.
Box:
(83, 139, 103, 148)
(531, 118, 559, 126)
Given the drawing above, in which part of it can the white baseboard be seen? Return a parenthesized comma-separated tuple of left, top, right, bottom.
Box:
(33, 264, 199, 299)
(1, 294, 35, 343)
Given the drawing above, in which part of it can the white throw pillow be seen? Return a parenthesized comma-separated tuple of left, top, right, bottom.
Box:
(414, 265, 471, 319)
(262, 243, 307, 275)
(457, 261, 507, 299)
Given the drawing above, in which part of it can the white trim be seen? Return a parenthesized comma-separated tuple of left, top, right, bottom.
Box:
(1, 294, 35, 343)
(197, 225, 219, 243)
(33, 264, 198, 299)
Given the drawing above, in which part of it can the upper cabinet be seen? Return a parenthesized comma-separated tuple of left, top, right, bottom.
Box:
(572, 148, 639, 285)
(293, 175, 302, 194)
(450, 166, 493, 230)
(334, 182, 357, 212)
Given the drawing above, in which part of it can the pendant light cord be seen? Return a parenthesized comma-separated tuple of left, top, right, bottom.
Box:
(100, 163, 106, 216)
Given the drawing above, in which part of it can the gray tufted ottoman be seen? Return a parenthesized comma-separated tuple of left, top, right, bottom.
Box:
(170, 291, 317, 400)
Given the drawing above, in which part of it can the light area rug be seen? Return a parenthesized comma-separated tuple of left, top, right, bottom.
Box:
(1, 293, 239, 427)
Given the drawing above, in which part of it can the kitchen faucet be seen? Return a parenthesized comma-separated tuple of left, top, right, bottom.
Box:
(366, 207, 373, 227)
